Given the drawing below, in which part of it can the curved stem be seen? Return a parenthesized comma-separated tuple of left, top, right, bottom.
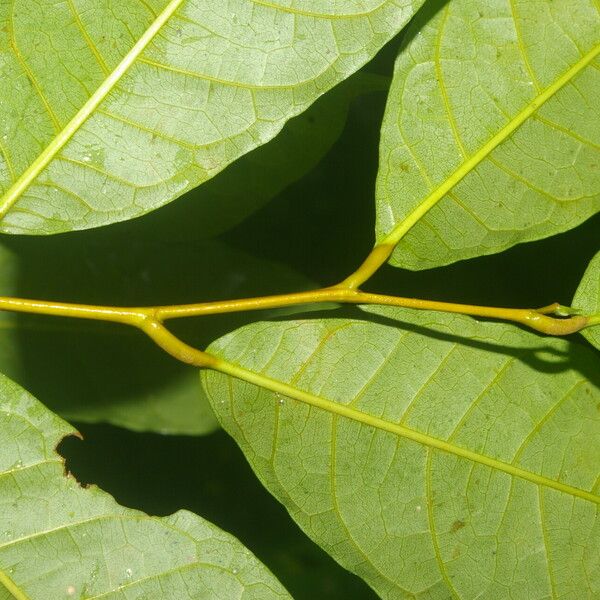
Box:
(137, 318, 217, 368)
(336, 244, 395, 289)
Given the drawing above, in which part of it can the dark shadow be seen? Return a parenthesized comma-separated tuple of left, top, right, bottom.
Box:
(396, 0, 450, 50)
(58, 425, 377, 600)
(0, 231, 316, 420)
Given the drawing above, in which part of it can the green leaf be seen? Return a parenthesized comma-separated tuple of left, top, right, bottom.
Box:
(203, 307, 600, 598)
(573, 250, 600, 350)
(172, 70, 391, 241)
(0, 227, 313, 435)
(0, 0, 420, 235)
(376, 0, 600, 270)
(0, 372, 290, 599)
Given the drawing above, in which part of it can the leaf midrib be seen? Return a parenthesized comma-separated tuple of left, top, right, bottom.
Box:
(0, 568, 29, 600)
(0, 0, 186, 221)
(216, 357, 600, 506)
(381, 40, 600, 247)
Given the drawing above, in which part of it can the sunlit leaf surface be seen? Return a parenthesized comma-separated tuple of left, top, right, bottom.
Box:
(204, 307, 600, 598)
(0, 373, 290, 599)
(574, 250, 600, 350)
(376, 0, 600, 269)
(0, 0, 420, 234)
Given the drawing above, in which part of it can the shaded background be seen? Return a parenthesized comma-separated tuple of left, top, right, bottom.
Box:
(2, 27, 599, 599)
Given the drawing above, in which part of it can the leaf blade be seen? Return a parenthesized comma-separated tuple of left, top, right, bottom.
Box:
(203, 308, 600, 598)
(0, 0, 421, 234)
(0, 372, 290, 599)
(376, 0, 600, 269)
(573, 250, 600, 350)
(0, 0, 185, 222)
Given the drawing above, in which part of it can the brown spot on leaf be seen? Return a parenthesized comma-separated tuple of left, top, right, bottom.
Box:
(451, 519, 466, 533)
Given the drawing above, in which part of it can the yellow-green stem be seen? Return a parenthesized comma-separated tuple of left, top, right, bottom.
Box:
(138, 318, 217, 368)
(0, 291, 592, 336)
(0, 296, 148, 324)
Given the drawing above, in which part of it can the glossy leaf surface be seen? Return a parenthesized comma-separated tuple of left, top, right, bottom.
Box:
(376, 0, 600, 270)
(0, 372, 290, 599)
(203, 307, 600, 598)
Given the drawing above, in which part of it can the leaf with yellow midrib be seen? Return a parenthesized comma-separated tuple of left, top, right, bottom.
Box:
(0, 0, 421, 235)
(203, 306, 600, 599)
(0, 372, 290, 599)
(376, 0, 600, 270)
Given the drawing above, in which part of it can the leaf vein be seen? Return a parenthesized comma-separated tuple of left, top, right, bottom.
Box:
(425, 448, 460, 599)
(508, 0, 542, 92)
(7, 1, 61, 132)
(66, 0, 110, 75)
(96, 107, 198, 151)
(512, 379, 587, 465)
(247, 0, 388, 19)
(533, 113, 600, 151)
(135, 55, 332, 91)
(329, 415, 404, 592)
(0, 139, 16, 184)
(86, 560, 234, 600)
(487, 156, 581, 205)
(434, 5, 467, 158)
(381, 41, 600, 247)
(0, 459, 63, 482)
(538, 488, 558, 599)
(399, 342, 459, 425)
(223, 362, 600, 505)
(0, 0, 186, 222)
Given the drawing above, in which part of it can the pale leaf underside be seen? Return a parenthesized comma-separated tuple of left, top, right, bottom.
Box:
(573, 250, 600, 350)
(376, 0, 600, 270)
(0, 373, 290, 599)
(0, 0, 420, 234)
(203, 307, 600, 599)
